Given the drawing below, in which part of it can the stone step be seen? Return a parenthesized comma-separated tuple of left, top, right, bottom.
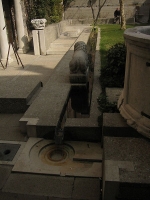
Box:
(50, 42, 73, 48)
(46, 49, 69, 55)
(0, 78, 42, 113)
(47, 46, 71, 55)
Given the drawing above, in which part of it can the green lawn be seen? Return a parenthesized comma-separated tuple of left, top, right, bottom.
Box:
(99, 24, 137, 68)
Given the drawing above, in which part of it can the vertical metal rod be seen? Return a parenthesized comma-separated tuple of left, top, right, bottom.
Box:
(5, 43, 11, 68)
(0, 60, 5, 69)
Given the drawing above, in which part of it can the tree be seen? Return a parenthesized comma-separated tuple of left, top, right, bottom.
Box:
(89, 0, 107, 26)
(63, 0, 73, 11)
(25, 0, 63, 25)
(119, 0, 126, 30)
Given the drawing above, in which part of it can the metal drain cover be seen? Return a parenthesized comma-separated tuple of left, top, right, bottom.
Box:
(0, 143, 21, 161)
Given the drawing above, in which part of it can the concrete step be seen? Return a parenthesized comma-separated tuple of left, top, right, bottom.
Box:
(47, 37, 77, 55)
(0, 78, 42, 113)
(50, 42, 73, 48)
(50, 38, 76, 47)
(47, 48, 69, 55)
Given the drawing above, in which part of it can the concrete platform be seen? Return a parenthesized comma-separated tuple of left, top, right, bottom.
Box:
(19, 27, 101, 142)
(0, 79, 42, 113)
(102, 113, 150, 200)
(47, 38, 77, 55)
(0, 25, 102, 200)
(12, 138, 102, 178)
(2, 174, 101, 200)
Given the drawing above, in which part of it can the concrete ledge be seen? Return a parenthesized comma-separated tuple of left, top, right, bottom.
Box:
(103, 136, 150, 200)
(20, 27, 97, 140)
(0, 79, 42, 114)
(103, 113, 142, 138)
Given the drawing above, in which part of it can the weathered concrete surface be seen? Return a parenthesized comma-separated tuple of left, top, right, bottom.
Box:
(19, 26, 101, 141)
(12, 138, 102, 178)
(102, 113, 141, 138)
(102, 113, 150, 200)
(3, 173, 101, 200)
(103, 136, 150, 200)
(0, 25, 102, 200)
(0, 114, 26, 141)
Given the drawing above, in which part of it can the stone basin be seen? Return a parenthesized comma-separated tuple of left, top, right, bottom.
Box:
(12, 138, 102, 178)
(118, 26, 150, 139)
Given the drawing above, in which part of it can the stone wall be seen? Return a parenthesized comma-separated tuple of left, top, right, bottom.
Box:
(44, 20, 72, 50)
(64, 0, 150, 23)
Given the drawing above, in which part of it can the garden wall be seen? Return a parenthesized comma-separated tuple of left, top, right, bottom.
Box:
(64, 0, 150, 24)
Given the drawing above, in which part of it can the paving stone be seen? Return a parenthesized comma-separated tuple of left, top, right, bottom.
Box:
(0, 127, 26, 142)
(3, 173, 74, 198)
(0, 165, 12, 189)
(0, 192, 47, 200)
(103, 136, 150, 200)
(0, 25, 102, 200)
(72, 177, 100, 200)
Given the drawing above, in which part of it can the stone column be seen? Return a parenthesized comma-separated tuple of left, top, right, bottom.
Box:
(0, 0, 11, 61)
(14, 0, 28, 53)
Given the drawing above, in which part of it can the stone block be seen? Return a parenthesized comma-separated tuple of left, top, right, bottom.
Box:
(69, 71, 89, 84)
(32, 30, 40, 55)
(39, 30, 46, 55)
(0, 192, 47, 200)
(0, 165, 12, 189)
(72, 178, 100, 200)
(3, 173, 74, 198)
(102, 113, 141, 140)
(103, 136, 150, 200)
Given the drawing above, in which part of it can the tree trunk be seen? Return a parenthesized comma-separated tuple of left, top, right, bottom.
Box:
(89, 0, 106, 26)
(119, 0, 126, 30)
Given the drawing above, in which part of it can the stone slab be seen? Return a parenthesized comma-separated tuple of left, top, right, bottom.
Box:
(102, 113, 142, 143)
(103, 136, 150, 200)
(12, 138, 102, 178)
(19, 27, 100, 142)
(20, 83, 71, 136)
(3, 173, 74, 198)
(72, 178, 100, 200)
(0, 165, 12, 189)
(0, 77, 42, 113)
(0, 192, 47, 200)
(0, 127, 26, 142)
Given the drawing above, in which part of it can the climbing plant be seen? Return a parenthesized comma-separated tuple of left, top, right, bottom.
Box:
(25, 0, 63, 26)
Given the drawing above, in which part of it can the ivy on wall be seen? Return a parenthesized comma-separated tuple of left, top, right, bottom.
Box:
(25, 0, 63, 27)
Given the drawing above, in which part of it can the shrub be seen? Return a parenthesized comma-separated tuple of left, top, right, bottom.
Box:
(100, 43, 126, 88)
(98, 92, 118, 113)
(25, 0, 63, 27)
